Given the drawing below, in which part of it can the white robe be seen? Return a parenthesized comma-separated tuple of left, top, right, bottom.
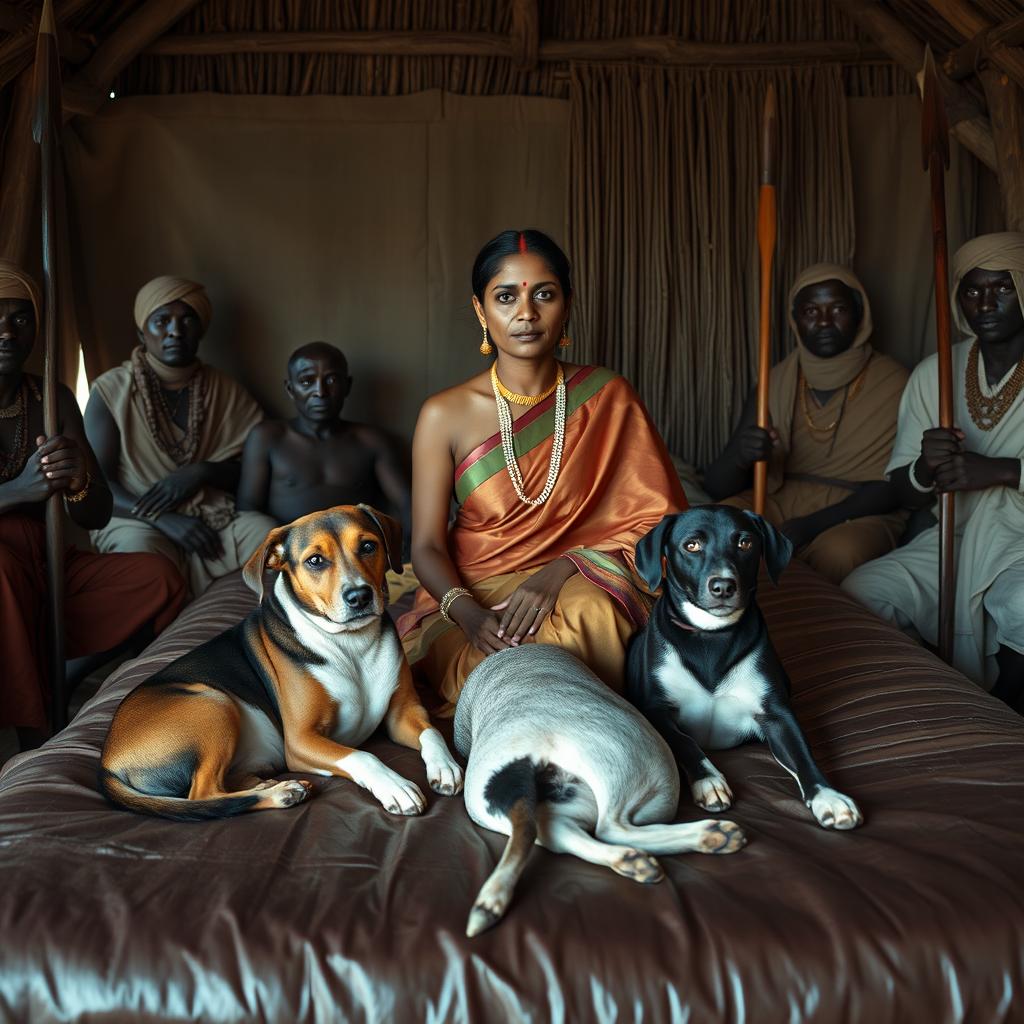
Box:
(843, 340, 1024, 687)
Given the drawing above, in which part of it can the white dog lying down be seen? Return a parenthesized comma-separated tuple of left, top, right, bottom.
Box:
(454, 645, 746, 937)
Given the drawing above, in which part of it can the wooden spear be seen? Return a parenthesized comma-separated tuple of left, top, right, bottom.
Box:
(31, 0, 67, 731)
(753, 82, 778, 515)
(921, 46, 957, 664)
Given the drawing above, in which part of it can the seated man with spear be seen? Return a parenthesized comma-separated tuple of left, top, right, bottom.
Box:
(0, 262, 186, 750)
(703, 263, 909, 584)
(844, 233, 1024, 706)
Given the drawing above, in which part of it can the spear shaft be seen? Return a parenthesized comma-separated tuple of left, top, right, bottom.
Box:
(32, 0, 67, 731)
(753, 82, 778, 516)
(921, 47, 956, 664)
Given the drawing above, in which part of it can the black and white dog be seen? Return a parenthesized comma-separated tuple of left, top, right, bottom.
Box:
(455, 645, 746, 937)
(626, 506, 862, 831)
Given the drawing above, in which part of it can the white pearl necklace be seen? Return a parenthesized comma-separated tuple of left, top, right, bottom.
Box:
(491, 365, 566, 507)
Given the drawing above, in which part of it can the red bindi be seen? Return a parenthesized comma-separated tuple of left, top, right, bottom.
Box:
(522, 282, 528, 287)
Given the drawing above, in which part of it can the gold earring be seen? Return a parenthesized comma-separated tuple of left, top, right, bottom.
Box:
(480, 324, 493, 356)
(560, 324, 571, 349)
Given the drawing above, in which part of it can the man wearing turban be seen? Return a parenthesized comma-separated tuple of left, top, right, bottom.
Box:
(85, 276, 276, 596)
(0, 261, 186, 749)
(845, 233, 1024, 704)
(703, 264, 909, 583)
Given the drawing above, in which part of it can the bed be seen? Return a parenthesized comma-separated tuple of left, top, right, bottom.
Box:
(1, 561, 1022, 1023)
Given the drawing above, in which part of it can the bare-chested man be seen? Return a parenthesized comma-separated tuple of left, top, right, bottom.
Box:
(237, 342, 414, 580)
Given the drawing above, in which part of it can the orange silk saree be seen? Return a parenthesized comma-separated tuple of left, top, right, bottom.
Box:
(398, 365, 686, 713)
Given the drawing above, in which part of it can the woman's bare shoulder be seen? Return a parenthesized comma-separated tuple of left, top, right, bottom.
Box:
(419, 370, 492, 422)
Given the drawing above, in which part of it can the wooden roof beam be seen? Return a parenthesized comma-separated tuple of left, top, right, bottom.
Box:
(980, 66, 1024, 231)
(143, 31, 887, 66)
(926, 0, 1024, 92)
(942, 10, 1024, 81)
(62, 0, 202, 117)
(831, 0, 998, 171)
(0, 2, 31, 36)
(0, 0, 92, 90)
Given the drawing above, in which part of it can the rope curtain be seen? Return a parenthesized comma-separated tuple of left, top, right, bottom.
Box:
(569, 64, 855, 464)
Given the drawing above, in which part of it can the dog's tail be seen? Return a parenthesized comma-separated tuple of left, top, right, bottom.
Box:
(466, 757, 540, 938)
(97, 765, 261, 822)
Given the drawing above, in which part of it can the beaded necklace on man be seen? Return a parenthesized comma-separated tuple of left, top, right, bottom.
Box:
(0, 377, 40, 482)
(490, 361, 566, 507)
(130, 348, 207, 466)
(965, 340, 1024, 431)
(798, 354, 872, 455)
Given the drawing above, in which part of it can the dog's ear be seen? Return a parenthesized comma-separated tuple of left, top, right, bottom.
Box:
(357, 504, 404, 575)
(634, 515, 677, 591)
(740, 510, 793, 585)
(242, 524, 289, 601)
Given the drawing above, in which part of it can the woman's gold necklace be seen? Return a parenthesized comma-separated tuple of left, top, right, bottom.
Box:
(965, 340, 1024, 431)
(491, 362, 566, 507)
(491, 362, 562, 407)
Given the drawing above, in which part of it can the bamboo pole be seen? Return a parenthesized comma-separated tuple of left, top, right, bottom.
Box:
(753, 82, 778, 517)
(31, 0, 66, 731)
(921, 48, 957, 665)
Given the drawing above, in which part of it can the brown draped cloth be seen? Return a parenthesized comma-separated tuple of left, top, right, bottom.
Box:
(399, 366, 686, 714)
(729, 264, 909, 583)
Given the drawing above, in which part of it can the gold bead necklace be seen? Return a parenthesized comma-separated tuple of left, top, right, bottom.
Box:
(490, 362, 563, 407)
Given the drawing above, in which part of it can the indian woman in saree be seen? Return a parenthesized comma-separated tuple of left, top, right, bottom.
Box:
(399, 229, 686, 714)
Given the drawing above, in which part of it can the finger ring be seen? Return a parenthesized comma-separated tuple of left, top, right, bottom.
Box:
(532, 606, 542, 611)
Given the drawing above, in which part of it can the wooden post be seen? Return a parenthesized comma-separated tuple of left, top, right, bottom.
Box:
(921, 48, 957, 665)
(509, 0, 539, 72)
(831, 0, 999, 172)
(979, 69, 1024, 232)
(753, 83, 778, 517)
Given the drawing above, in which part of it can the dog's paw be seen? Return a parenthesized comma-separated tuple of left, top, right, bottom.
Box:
(692, 770, 733, 812)
(695, 820, 747, 854)
(611, 848, 663, 883)
(419, 728, 464, 796)
(266, 779, 313, 808)
(809, 788, 862, 830)
(340, 751, 426, 815)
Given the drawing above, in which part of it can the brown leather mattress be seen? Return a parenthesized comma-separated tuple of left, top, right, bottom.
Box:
(1, 561, 1022, 1023)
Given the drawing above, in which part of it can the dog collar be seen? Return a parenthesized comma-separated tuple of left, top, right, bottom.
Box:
(668, 614, 700, 633)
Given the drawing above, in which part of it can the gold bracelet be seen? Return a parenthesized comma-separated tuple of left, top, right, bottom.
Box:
(64, 470, 91, 504)
(439, 586, 472, 623)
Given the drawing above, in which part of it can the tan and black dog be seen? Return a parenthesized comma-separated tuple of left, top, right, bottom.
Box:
(99, 504, 463, 820)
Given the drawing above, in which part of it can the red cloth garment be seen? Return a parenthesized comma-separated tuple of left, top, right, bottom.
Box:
(0, 514, 187, 728)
